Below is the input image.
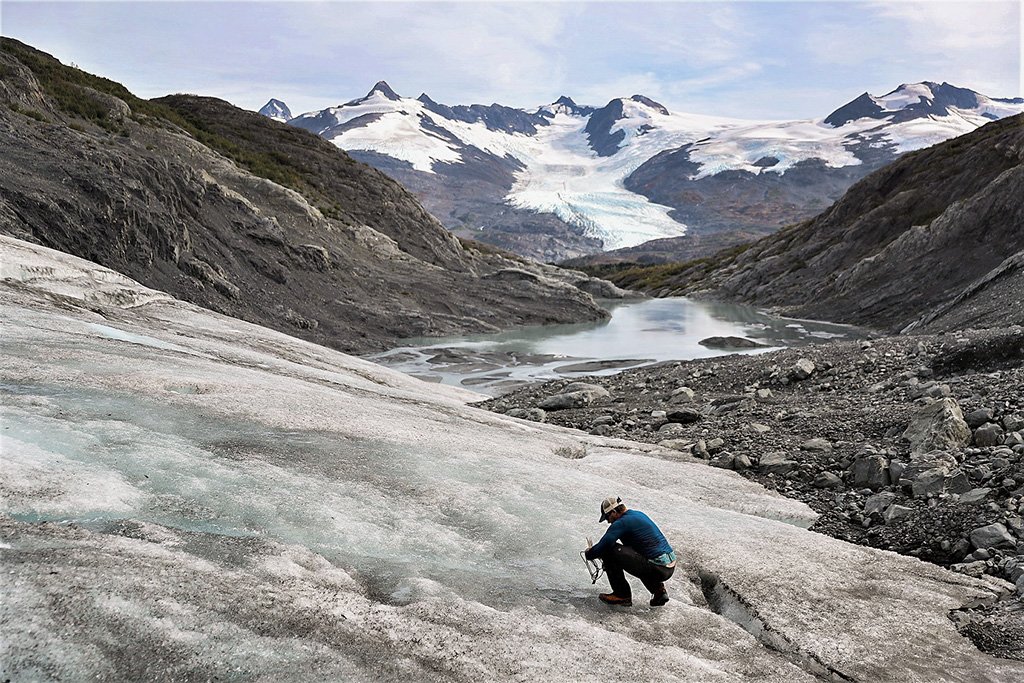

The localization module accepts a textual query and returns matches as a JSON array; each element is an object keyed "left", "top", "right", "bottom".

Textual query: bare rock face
[{"left": 902, "top": 398, "right": 971, "bottom": 455}]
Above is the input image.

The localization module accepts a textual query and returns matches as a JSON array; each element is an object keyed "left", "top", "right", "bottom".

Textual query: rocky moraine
[{"left": 480, "top": 325, "right": 1024, "bottom": 660}]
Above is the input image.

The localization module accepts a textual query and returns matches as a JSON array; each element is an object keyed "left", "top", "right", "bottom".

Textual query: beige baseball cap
[{"left": 599, "top": 496, "right": 624, "bottom": 521}]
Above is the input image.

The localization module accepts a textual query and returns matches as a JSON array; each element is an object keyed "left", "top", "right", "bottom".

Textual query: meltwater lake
[{"left": 370, "top": 297, "right": 860, "bottom": 396}]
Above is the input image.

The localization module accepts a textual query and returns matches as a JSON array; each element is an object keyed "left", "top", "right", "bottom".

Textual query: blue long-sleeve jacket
[{"left": 586, "top": 509, "right": 673, "bottom": 561}]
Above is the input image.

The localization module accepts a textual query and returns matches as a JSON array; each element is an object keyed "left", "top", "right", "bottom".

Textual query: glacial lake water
[{"left": 369, "top": 297, "right": 861, "bottom": 396}]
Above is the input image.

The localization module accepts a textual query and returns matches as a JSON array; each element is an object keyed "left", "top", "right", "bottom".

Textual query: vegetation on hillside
[
  {"left": 573, "top": 240, "right": 756, "bottom": 293},
  {"left": 2, "top": 38, "right": 328, "bottom": 208}
]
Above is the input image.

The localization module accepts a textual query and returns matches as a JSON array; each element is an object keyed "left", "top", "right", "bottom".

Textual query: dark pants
[{"left": 597, "top": 544, "right": 674, "bottom": 599}]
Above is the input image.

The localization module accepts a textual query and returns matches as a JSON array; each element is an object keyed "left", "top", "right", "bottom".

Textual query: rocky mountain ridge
[
  {"left": 0, "top": 38, "right": 612, "bottom": 354},
  {"left": 263, "top": 81, "right": 1023, "bottom": 261}
]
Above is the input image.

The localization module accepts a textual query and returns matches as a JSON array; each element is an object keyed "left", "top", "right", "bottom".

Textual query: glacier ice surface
[{"left": 1, "top": 236, "right": 1020, "bottom": 682}]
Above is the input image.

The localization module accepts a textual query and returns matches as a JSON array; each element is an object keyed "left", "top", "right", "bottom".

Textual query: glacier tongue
[
  {"left": 1, "top": 235, "right": 1020, "bottom": 682},
  {"left": 506, "top": 113, "right": 689, "bottom": 250}
]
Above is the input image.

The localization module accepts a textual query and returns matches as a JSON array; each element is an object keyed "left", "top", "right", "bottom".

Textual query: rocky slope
[
  {"left": 595, "top": 113, "right": 1024, "bottom": 334},
  {"left": 481, "top": 326, "right": 1024, "bottom": 660},
  {"left": 0, "top": 39, "right": 610, "bottom": 353}
]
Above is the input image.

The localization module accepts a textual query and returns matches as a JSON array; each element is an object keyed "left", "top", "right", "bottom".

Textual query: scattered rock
[
  {"left": 670, "top": 386, "right": 696, "bottom": 402},
  {"left": 788, "top": 358, "right": 816, "bottom": 381},
  {"left": 801, "top": 438, "right": 832, "bottom": 452},
  {"left": 665, "top": 408, "right": 702, "bottom": 424},
  {"left": 902, "top": 398, "right": 971, "bottom": 454},
  {"left": 883, "top": 504, "right": 914, "bottom": 524},
  {"left": 960, "top": 488, "right": 991, "bottom": 505},
  {"left": 965, "top": 408, "right": 995, "bottom": 428},
  {"left": 848, "top": 454, "right": 891, "bottom": 490},
  {"left": 865, "top": 492, "right": 898, "bottom": 517},
  {"left": 813, "top": 471, "right": 843, "bottom": 488},
  {"left": 974, "top": 423, "right": 1005, "bottom": 447},
  {"left": 710, "top": 452, "right": 736, "bottom": 469},
  {"left": 970, "top": 523, "right": 1015, "bottom": 550},
  {"left": 761, "top": 452, "right": 798, "bottom": 476},
  {"left": 911, "top": 468, "right": 948, "bottom": 498},
  {"left": 537, "top": 391, "right": 594, "bottom": 410}
]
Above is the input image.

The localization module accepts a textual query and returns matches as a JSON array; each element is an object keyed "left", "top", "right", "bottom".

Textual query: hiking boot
[
  {"left": 650, "top": 590, "right": 669, "bottom": 607},
  {"left": 599, "top": 593, "right": 632, "bottom": 607}
]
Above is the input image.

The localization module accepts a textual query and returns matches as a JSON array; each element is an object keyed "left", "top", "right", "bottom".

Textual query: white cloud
[
  {"left": 868, "top": 0, "right": 1018, "bottom": 52},
  {"left": 2, "top": 0, "right": 1018, "bottom": 120}
]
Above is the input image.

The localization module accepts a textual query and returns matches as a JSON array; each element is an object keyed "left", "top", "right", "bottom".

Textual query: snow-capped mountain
[
  {"left": 268, "top": 82, "right": 1024, "bottom": 261},
  {"left": 258, "top": 98, "right": 292, "bottom": 122}
]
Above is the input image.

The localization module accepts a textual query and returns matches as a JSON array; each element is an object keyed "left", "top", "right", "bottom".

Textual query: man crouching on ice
[{"left": 585, "top": 496, "right": 676, "bottom": 607}]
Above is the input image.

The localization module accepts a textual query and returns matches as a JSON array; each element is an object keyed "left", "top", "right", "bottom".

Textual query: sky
[{"left": 2, "top": 1, "right": 1021, "bottom": 121}]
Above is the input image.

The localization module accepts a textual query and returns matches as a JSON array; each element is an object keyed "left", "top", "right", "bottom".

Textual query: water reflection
[{"left": 370, "top": 297, "right": 860, "bottom": 395}]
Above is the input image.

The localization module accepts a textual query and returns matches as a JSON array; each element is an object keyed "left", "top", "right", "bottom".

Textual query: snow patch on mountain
[
  {"left": 281, "top": 81, "right": 1024, "bottom": 251},
  {"left": 685, "top": 119, "right": 867, "bottom": 179},
  {"left": 258, "top": 98, "right": 292, "bottom": 122}
]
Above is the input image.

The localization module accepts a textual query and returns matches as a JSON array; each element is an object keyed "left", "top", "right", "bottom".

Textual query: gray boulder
[
  {"left": 658, "top": 439, "right": 695, "bottom": 452},
  {"left": 813, "top": 471, "right": 843, "bottom": 488},
  {"left": 973, "top": 422, "right": 1005, "bottom": 447},
  {"left": 761, "top": 452, "right": 798, "bottom": 475},
  {"left": 960, "top": 488, "right": 991, "bottom": 505},
  {"left": 902, "top": 398, "right": 971, "bottom": 454},
  {"left": 864, "top": 492, "right": 898, "bottom": 517},
  {"left": 945, "top": 469, "right": 972, "bottom": 494},
  {"left": 563, "top": 382, "right": 610, "bottom": 398},
  {"left": 848, "top": 454, "right": 891, "bottom": 490},
  {"left": 709, "top": 452, "right": 736, "bottom": 469},
  {"left": 969, "top": 523, "right": 1015, "bottom": 550},
  {"left": 801, "top": 438, "right": 832, "bottom": 452},
  {"left": 538, "top": 382, "right": 610, "bottom": 410},
  {"left": 911, "top": 468, "right": 948, "bottom": 498},
  {"left": 965, "top": 407, "right": 994, "bottom": 428},
  {"left": 732, "top": 453, "right": 753, "bottom": 471},
  {"left": 1003, "top": 414, "right": 1024, "bottom": 432},
  {"left": 884, "top": 504, "right": 914, "bottom": 524},
  {"left": 666, "top": 408, "right": 702, "bottom": 424},
  {"left": 789, "top": 358, "right": 816, "bottom": 381},
  {"left": 657, "top": 422, "right": 687, "bottom": 436},
  {"left": 538, "top": 391, "right": 594, "bottom": 410},
  {"left": 670, "top": 386, "right": 696, "bottom": 402}
]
